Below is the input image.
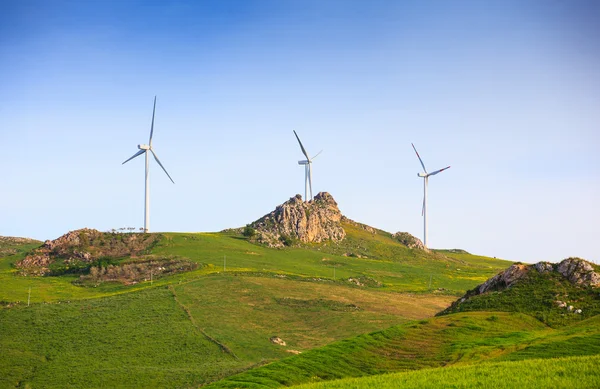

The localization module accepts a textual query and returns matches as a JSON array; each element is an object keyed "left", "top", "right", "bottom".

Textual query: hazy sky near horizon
[{"left": 1, "top": 0, "right": 598, "bottom": 264}]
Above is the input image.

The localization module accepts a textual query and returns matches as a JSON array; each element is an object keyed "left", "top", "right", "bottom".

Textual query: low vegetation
[
  {"left": 76, "top": 256, "right": 199, "bottom": 286},
  {"left": 205, "top": 313, "right": 600, "bottom": 388},
  {"left": 294, "top": 355, "right": 600, "bottom": 389}
]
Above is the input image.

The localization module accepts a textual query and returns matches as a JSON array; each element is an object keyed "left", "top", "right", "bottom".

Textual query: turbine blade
[
  {"left": 421, "top": 196, "right": 425, "bottom": 216},
  {"left": 411, "top": 143, "right": 428, "bottom": 174},
  {"left": 428, "top": 166, "right": 451, "bottom": 176},
  {"left": 150, "top": 149, "right": 175, "bottom": 184},
  {"left": 293, "top": 130, "right": 310, "bottom": 160},
  {"left": 311, "top": 150, "right": 323, "bottom": 160},
  {"left": 122, "top": 149, "right": 145, "bottom": 165},
  {"left": 149, "top": 96, "right": 157, "bottom": 146}
]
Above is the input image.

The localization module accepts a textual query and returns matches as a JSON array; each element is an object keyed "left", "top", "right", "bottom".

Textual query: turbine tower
[
  {"left": 411, "top": 143, "right": 450, "bottom": 249},
  {"left": 293, "top": 130, "right": 322, "bottom": 202},
  {"left": 122, "top": 96, "right": 175, "bottom": 233}
]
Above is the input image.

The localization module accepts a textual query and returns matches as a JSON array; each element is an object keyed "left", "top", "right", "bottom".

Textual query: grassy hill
[
  {"left": 3, "top": 224, "right": 598, "bottom": 388},
  {"left": 0, "top": 225, "right": 515, "bottom": 388},
  {"left": 438, "top": 259, "right": 600, "bottom": 327},
  {"left": 1, "top": 224, "right": 511, "bottom": 304}
]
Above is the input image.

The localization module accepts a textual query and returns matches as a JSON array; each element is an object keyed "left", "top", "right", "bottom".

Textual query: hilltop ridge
[{"left": 244, "top": 192, "right": 424, "bottom": 251}]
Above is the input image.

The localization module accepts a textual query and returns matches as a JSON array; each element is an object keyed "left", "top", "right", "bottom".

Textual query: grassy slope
[
  {"left": 0, "top": 287, "right": 239, "bottom": 389},
  {"left": 294, "top": 355, "right": 600, "bottom": 389},
  {"left": 0, "top": 227, "right": 510, "bottom": 303},
  {"left": 172, "top": 274, "right": 451, "bottom": 365},
  {"left": 205, "top": 312, "right": 600, "bottom": 388},
  {"left": 0, "top": 229, "right": 515, "bottom": 388}
]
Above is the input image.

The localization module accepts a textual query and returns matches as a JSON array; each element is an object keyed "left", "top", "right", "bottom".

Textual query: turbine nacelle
[
  {"left": 138, "top": 144, "right": 150, "bottom": 150},
  {"left": 298, "top": 160, "right": 310, "bottom": 165},
  {"left": 417, "top": 172, "right": 427, "bottom": 177}
]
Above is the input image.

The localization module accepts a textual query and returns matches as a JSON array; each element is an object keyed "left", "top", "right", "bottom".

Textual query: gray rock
[
  {"left": 534, "top": 262, "right": 554, "bottom": 273},
  {"left": 249, "top": 192, "right": 346, "bottom": 247},
  {"left": 391, "top": 231, "right": 425, "bottom": 250},
  {"left": 557, "top": 258, "right": 600, "bottom": 287},
  {"left": 477, "top": 264, "right": 529, "bottom": 294}
]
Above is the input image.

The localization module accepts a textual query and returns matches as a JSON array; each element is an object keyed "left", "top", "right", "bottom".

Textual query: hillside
[
  {"left": 0, "top": 236, "right": 41, "bottom": 258},
  {"left": 12, "top": 193, "right": 594, "bottom": 388},
  {"left": 438, "top": 258, "right": 600, "bottom": 326},
  {"left": 0, "top": 212, "right": 514, "bottom": 387},
  {"left": 204, "top": 313, "right": 600, "bottom": 388}
]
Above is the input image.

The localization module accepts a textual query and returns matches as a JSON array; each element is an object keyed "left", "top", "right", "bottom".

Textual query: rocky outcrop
[
  {"left": 439, "top": 258, "right": 600, "bottom": 323},
  {"left": 449, "top": 258, "right": 599, "bottom": 306},
  {"left": 17, "top": 228, "right": 159, "bottom": 275},
  {"left": 249, "top": 192, "right": 346, "bottom": 248},
  {"left": 391, "top": 232, "right": 425, "bottom": 250},
  {"left": 557, "top": 258, "right": 600, "bottom": 287},
  {"left": 476, "top": 263, "right": 529, "bottom": 294}
]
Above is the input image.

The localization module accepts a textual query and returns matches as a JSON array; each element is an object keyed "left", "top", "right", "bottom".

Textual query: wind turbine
[
  {"left": 122, "top": 96, "right": 174, "bottom": 233},
  {"left": 411, "top": 143, "right": 450, "bottom": 249},
  {"left": 293, "top": 130, "right": 322, "bottom": 202}
]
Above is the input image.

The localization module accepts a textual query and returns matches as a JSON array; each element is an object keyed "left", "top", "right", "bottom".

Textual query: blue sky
[{"left": 1, "top": 0, "right": 598, "bottom": 263}]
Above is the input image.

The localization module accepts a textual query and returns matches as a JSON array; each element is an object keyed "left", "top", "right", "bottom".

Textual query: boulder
[
  {"left": 391, "top": 231, "right": 425, "bottom": 250},
  {"left": 557, "top": 258, "right": 600, "bottom": 287},
  {"left": 477, "top": 263, "right": 529, "bottom": 294},
  {"left": 534, "top": 262, "right": 554, "bottom": 273},
  {"left": 270, "top": 336, "right": 286, "bottom": 346}
]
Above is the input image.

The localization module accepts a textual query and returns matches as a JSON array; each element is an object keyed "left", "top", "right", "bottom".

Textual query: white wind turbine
[
  {"left": 122, "top": 96, "right": 175, "bottom": 233},
  {"left": 293, "top": 130, "right": 322, "bottom": 202},
  {"left": 411, "top": 143, "right": 450, "bottom": 249}
]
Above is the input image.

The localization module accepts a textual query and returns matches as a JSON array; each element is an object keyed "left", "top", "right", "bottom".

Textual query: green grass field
[
  {"left": 293, "top": 355, "right": 600, "bottom": 389},
  {"left": 205, "top": 313, "right": 600, "bottom": 388},
  {"left": 1, "top": 227, "right": 597, "bottom": 388}
]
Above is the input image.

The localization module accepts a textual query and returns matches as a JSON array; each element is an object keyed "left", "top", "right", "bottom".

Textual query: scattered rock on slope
[{"left": 247, "top": 192, "right": 346, "bottom": 248}]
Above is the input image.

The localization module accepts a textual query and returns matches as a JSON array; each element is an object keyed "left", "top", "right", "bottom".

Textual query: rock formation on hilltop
[
  {"left": 470, "top": 258, "right": 600, "bottom": 296},
  {"left": 247, "top": 192, "right": 346, "bottom": 248},
  {"left": 439, "top": 257, "right": 600, "bottom": 325},
  {"left": 17, "top": 228, "right": 159, "bottom": 275}
]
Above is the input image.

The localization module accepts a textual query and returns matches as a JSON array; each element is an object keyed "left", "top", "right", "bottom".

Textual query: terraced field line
[{"left": 168, "top": 285, "right": 239, "bottom": 360}]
